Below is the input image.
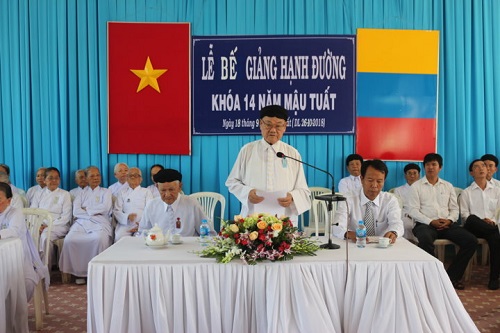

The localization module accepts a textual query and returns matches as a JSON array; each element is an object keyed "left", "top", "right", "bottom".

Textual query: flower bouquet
[{"left": 197, "top": 213, "right": 320, "bottom": 265}]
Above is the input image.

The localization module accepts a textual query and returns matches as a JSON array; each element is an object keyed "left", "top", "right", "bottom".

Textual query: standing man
[
  {"left": 461, "top": 159, "right": 500, "bottom": 290},
  {"left": 409, "top": 153, "right": 477, "bottom": 290},
  {"left": 481, "top": 154, "right": 500, "bottom": 188},
  {"left": 114, "top": 167, "right": 153, "bottom": 241},
  {"left": 332, "top": 160, "right": 403, "bottom": 243},
  {"left": 225, "top": 105, "right": 310, "bottom": 224},
  {"left": 138, "top": 169, "right": 206, "bottom": 236},
  {"left": 59, "top": 166, "right": 113, "bottom": 284},
  {"left": 394, "top": 163, "right": 421, "bottom": 241},
  {"left": 337, "top": 154, "right": 364, "bottom": 195}
]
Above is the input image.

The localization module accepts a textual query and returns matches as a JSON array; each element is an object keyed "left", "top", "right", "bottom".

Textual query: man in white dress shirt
[
  {"left": 332, "top": 159, "right": 404, "bottom": 243},
  {"left": 481, "top": 154, "right": 500, "bottom": 188},
  {"left": 461, "top": 159, "right": 500, "bottom": 290},
  {"left": 59, "top": 166, "right": 113, "bottom": 283},
  {"left": 337, "top": 154, "right": 364, "bottom": 195},
  {"left": 30, "top": 167, "right": 72, "bottom": 263},
  {"left": 409, "top": 153, "right": 477, "bottom": 290},
  {"left": 394, "top": 163, "right": 421, "bottom": 241},
  {"left": 26, "top": 167, "right": 46, "bottom": 205},
  {"left": 114, "top": 167, "right": 153, "bottom": 241},
  {"left": 69, "top": 169, "right": 88, "bottom": 201},
  {"left": 147, "top": 164, "right": 164, "bottom": 198},
  {"left": 108, "top": 162, "right": 129, "bottom": 197},
  {"left": 138, "top": 169, "right": 207, "bottom": 236},
  {"left": 225, "top": 105, "right": 311, "bottom": 224}
]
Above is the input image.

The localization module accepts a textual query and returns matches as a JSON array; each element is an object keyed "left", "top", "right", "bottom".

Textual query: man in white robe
[
  {"left": 114, "top": 167, "right": 153, "bottom": 241},
  {"left": 394, "top": 163, "right": 421, "bottom": 241},
  {"left": 138, "top": 169, "right": 207, "bottom": 237},
  {"left": 59, "top": 166, "right": 112, "bottom": 282},
  {"left": 108, "top": 162, "right": 129, "bottom": 197},
  {"left": 30, "top": 167, "right": 72, "bottom": 263},
  {"left": 147, "top": 164, "right": 163, "bottom": 198},
  {"left": 0, "top": 172, "right": 25, "bottom": 208},
  {"left": 69, "top": 169, "right": 88, "bottom": 201},
  {"left": 26, "top": 167, "right": 46, "bottom": 205},
  {"left": 225, "top": 105, "right": 311, "bottom": 225},
  {"left": 0, "top": 182, "right": 49, "bottom": 301}
]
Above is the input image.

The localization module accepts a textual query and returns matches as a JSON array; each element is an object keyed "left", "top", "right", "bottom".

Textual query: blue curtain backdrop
[{"left": 1, "top": 0, "right": 499, "bottom": 223}]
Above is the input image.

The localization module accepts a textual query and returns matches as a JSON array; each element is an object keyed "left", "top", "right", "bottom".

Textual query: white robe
[
  {"left": 114, "top": 186, "right": 153, "bottom": 241},
  {"left": 26, "top": 184, "right": 44, "bottom": 206},
  {"left": 59, "top": 186, "right": 112, "bottom": 277},
  {"left": 30, "top": 187, "right": 72, "bottom": 258},
  {"left": 225, "top": 139, "right": 311, "bottom": 224},
  {"left": 69, "top": 186, "right": 84, "bottom": 201},
  {"left": 0, "top": 205, "right": 49, "bottom": 301},
  {"left": 147, "top": 184, "right": 160, "bottom": 198}
]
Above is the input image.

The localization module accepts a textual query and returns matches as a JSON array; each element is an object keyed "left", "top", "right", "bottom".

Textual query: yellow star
[{"left": 130, "top": 57, "right": 168, "bottom": 93}]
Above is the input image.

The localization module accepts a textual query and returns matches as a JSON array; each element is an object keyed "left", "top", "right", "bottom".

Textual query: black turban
[{"left": 153, "top": 168, "right": 182, "bottom": 183}]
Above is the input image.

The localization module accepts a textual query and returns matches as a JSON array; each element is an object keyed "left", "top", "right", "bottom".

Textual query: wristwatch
[{"left": 390, "top": 231, "right": 398, "bottom": 237}]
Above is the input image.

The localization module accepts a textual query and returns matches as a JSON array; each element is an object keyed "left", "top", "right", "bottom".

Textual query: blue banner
[{"left": 192, "top": 35, "right": 356, "bottom": 135}]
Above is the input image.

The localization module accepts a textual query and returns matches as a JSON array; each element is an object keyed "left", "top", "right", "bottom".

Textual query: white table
[
  {"left": 87, "top": 237, "right": 479, "bottom": 333},
  {"left": 0, "top": 238, "right": 28, "bottom": 333}
]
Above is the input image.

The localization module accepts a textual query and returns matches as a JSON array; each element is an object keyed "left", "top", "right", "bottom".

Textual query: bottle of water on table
[
  {"left": 356, "top": 220, "right": 366, "bottom": 248},
  {"left": 200, "top": 219, "right": 210, "bottom": 246}
]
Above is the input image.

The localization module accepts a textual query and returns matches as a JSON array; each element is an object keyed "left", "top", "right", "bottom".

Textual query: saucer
[
  {"left": 146, "top": 243, "right": 167, "bottom": 249},
  {"left": 171, "top": 240, "right": 183, "bottom": 245},
  {"left": 376, "top": 243, "right": 390, "bottom": 248}
]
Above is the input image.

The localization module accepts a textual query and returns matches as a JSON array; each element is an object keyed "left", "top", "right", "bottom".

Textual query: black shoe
[
  {"left": 452, "top": 280, "right": 465, "bottom": 290},
  {"left": 488, "top": 279, "right": 499, "bottom": 290}
]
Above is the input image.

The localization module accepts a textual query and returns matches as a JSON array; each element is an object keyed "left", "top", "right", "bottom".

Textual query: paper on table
[{"left": 252, "top": 190, "right": 287, "bottom": 216}]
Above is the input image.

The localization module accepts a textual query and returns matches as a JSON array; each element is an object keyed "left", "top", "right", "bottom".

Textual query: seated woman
[
  {"left": 30, "top": 167, "right": 72, "bottom": 264},
  {"left": 0, "top": 182, "right": 49, "bottom": 301}
]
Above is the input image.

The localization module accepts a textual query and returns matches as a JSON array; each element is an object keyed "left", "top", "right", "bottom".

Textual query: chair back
[
  {"left": 23, "top": 208, "right": 53, "bottom": 267},
  {"left": 189, "top": 192, "right": 226, "bottom": 231},
  {"left": 303, "top": 187, "right": 330, "bottom": 230},
  {"left": 311, "top": 198, "right": 329, "bottom": 237}
]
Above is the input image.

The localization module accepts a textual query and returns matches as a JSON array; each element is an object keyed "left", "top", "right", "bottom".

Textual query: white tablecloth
[
  {"left": 0, "top": 238, "right": 28, "bottom": 333},
  {"left": 87, "top": 237, "right": 479, "bottom": 333}
]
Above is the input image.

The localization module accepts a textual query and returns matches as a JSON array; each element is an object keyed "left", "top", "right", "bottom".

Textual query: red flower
[
  {"left": 233, "top": 233, "right": 240, "bottom": 239},
  {"left": 259, "top": 234, "right": 266, "bottom": 241},
  {"left": 240, "top": 239, "right": 248, "bottom": 246},
  {"left": 150, "top": 234, "right": 156, "bottom": 241}
]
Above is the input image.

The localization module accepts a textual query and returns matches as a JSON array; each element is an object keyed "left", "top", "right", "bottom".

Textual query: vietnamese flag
[{"left": 108, "top": 22, "right": 191, "bottom": 155}]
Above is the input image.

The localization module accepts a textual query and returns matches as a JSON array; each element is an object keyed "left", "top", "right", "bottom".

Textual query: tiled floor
[{"left": 29, "top": 265, "right": 500, "bottom": 332}]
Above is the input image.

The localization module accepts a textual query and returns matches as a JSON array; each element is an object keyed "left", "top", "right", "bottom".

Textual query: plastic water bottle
[
  {"left": 199, "top": 219, "right": 210, "bottom": 246},
  {"left": 356, "top": 220, "right": 367, "bottom": 248}
]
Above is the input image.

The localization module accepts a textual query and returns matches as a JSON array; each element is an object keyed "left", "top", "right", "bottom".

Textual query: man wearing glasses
[
  {"left": 113, "top": 167, "right": 153, "bottom": 241},
  {"left": 226, "top": 105, "right": 311, "bottom": 224}
]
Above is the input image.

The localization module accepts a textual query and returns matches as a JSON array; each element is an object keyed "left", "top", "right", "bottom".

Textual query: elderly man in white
[
  {"left": 226, "top": 105, "right": 311, "bottom": 224},
  {"left": 59, "top": 166, "right": 112, "bottom": 284},
  {"left": 108, "top": 162, "right": 129, "bottom": 197},
  {"left": 26, "top": 167, "right": 46, "bottom": 205},
  {"left": 30, "top": 167, "right": 72, "bottom": 264},
  {"left": 114, "top": 167, "right": 153, "bottom": 241},
  {"left": 332, "top": 159, "right": 404, "bottom": 244},
  {"left": 69, "top": 169, "right": 88, "bottom": 201},
  {"left": 138, "top": 169, "right": 207, "bottom": 237}
]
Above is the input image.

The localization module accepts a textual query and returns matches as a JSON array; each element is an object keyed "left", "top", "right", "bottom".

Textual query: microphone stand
[{"left": 276, "top": 152, "right": 345, "bottom": 249}]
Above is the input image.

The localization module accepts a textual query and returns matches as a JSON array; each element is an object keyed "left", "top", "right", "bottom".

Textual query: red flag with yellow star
[{"left": 108, "top": 22, "right": 191, "bottom": 154}]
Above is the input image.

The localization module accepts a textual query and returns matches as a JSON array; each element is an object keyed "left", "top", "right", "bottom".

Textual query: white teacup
[
  {"left": 378, "top": 237, "right": 390, "bottom": 248},
  {"left": 171, "top": 234, "right": 182, "bottom": 244}
]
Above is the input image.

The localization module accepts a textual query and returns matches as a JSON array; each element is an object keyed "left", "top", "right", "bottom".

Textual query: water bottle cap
[
  {"left": 202, "top": 219, "right": 208, "bottom": 223},
  {"left": 358, "top": 220, "right": 363, "bottom": 224}
]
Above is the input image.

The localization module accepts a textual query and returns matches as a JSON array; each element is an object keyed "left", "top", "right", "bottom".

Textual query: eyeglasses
[
  {"left": 46, "top": 176, "right": 60, "bottom": 181},
  {"left": 128, "top": 174, "right": 142, "bottom": 178},
  {"left": 261, "top": 121, "right": 286, "bottom": 131}
]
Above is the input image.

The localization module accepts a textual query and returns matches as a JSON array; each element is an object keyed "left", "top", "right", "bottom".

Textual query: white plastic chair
[
  {"left": 189, "top": 192, "right": 226, "bottom": 231},
  {"left": 300, "top": 187, "right": 330, "bottom": 233},
  {"left": 23, "top": 207, "right": 53, "bottom": 330}
]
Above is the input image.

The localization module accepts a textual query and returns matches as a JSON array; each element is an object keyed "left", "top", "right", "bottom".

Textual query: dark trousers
[
  {"left": 464, "top": 215, "right": 500, "bottom": 280},
  {"left": 413, "top": 222, "right": 477, "bottom": 281}
]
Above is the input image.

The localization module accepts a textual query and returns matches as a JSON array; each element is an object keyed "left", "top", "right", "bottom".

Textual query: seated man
[
  {"left": 138, "top": 169, "right": 207, "bottom": 237},
  {"left": 108, "top": 162, "right": 129, "bottom": 197},
  {"left": 69, "top": 169, "right": 88, "bottom": 201},
  {"left": 0, "top": 172, "right": 24, "bottom": 209},
  {"left": 394, "top": 163, "right": 421, "bottom": 241},
  {"left": 337, "top": 154, "right": 363, "bottom": 195},
  {"left": 0, "top": 163, "right": 26, "bottom": 198},
  {"left": 409, "top": 153, "right": 477, "bottom": 290},
  {"left": 26, "top": 167, "right": 46, "bottom": 205},
  {"left": 461, "top": 159, "right": 500, "bottom": 290},
  {"left": 481, "top": 154, "right": 500, "bottom": 188},
  {"left": 147, "top": 164, "right": 164, "bottom": 198},
  {"left": 59, "top": 166, "right": 113, "bottom": 284},
  {"left": 114, "top": 167, "right": 153, "bottom": 241},
  {"left": 332, "top": 159, "right": 404, "bottom": 243}
]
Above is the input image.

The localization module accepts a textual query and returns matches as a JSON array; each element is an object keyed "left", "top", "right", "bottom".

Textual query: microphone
[{"left": 276, "top": 152, "right": 345, "bottom": 249}]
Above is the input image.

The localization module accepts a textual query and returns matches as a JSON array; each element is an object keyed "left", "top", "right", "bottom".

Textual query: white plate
[{"left": 146, "top": 243, "right": 167, "bottom": 249}]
